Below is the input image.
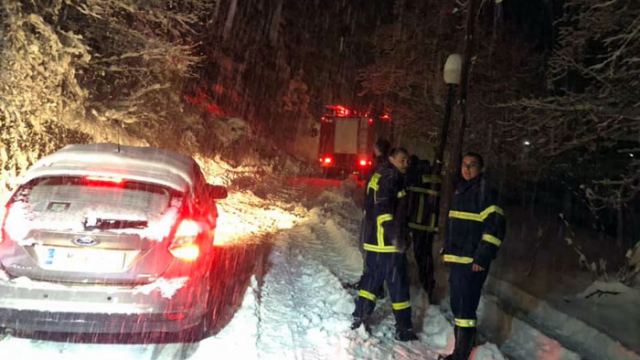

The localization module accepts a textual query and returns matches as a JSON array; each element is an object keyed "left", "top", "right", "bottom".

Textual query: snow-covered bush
[
  {"left": 0, "top": 2, "right": 92, "bottom": 192},
  {"left": 0, "top": 0, "right": 212, "bottom": 192}
]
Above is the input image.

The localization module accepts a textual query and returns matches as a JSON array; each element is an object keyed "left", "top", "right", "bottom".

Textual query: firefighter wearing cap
[
  {"left": 440, "top": 152, "right": 506, "bottom": 360},
  {"left": 351, "top": 148, "right": 418, "bottom": 342}
]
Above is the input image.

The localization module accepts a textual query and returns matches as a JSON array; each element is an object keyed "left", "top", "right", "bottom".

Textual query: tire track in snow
[
  {"left": 306, "top": 215, "right": 363, "bottom": 284},
  {"left": 257, "top": 234, "right": 304, "bottom": 359},
  {"left": 254, "top": 221, "right": 355, "bottom": 359}
]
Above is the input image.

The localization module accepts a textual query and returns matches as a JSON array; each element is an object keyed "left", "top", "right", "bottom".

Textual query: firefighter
[
  {"left": 440, "top": 152, "right": 506, "bottom": 360},
  {"left": 351, "top": 147, "right": 419, "bottom": 342},
  {"left": 345, "top": 138, "right": 392, "bottom": 291},
  {"left": 405, "top": 155, "right": 439, "bottom": 303}
]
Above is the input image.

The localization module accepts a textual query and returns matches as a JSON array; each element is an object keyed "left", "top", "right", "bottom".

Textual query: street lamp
[
  {"left": 443, "top": 54, "right": 462, "bottom": 85},
  {"left": 435, "top": 54, "right": 463, "bottom": 169}
]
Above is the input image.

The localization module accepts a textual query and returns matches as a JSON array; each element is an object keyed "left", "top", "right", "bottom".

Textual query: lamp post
[
  {"left": 429, "top": 54, "right": 462, "bottom": 304},
  {"left": 435, "top": 0, "right": 480, "bottom": 294}
]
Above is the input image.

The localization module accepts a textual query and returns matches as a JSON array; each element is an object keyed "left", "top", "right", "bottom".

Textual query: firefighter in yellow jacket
[
  {"left": 440, "top": 152, "right": 506, "bottom": 360},
  {"left": 351, "top": 147, "right": 418, "bottom": 342}
]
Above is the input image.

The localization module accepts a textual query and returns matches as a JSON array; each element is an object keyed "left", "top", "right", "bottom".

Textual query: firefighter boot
[
  {"left": 395, "top": 327, "right": 418, "bottom": 342},
  {"left": 350, "top": 316, "right": 371, "bottom": 334},
  {"left": 393, "top": 309, "right": 417, "bottom": 342},
  {"left": 447, "top": 327, "right": 475, "bottom": 360}
]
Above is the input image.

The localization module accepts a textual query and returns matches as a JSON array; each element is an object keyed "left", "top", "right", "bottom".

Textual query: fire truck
[{"left": 317, "top": 105, "right": 391, "bottom": 178}]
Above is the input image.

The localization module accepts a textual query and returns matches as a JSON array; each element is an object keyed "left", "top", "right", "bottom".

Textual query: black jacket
[
  {"left": 443, "top": 174, "right": 506, "bottom": 268},
  {"left": 363, "top": 161, "right": 408, "bottom": 252},
  {"left": 406, "top": 159, "right": 439, "bottom": 233},
  {"left": 362, "top": 154, "right": 387, "bottom": 187}
]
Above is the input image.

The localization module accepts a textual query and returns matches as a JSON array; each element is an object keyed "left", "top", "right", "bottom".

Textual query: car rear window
[
  {"left": 6, "top": 176, "right": 183, "bottom": 237},
  {"left": 17, "top": 176, "right": 175, "bottom": 213}
]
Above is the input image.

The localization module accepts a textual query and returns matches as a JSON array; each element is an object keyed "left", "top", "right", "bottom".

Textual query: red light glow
[
  {"left": 2, "top": 202, "right": 30, "bottom": 244},
  {"left": 169, "top": 219, "right": 202, "bottom": 262},
  {"left": 164, "top": 312, "right": 187, "bottom": 321},
  {"left": 169, "top": 243, "right": 200, "bottom": 262},
  {"left": 320, "top": 155, "right": 334, "bottom": 167},
  {"left": 84, "top": 175, "right": 124, "bottom": 184},
  {"left": 357, "top": 157, "right": 371, "bottom": 168},
  {"left": 326, "top": 105, "right": 352, "bottom": 117},
  {"left": 0, "top": 203, "right": 11, "bottom": 245}
]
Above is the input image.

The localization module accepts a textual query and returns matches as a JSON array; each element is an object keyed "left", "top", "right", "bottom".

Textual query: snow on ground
[{"left": 0, "top": 172, "right": 508, "bottom": 359}]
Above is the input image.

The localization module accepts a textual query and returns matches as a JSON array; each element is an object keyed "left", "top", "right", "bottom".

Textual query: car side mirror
[{"left": 207, "top": 184, "right": 228, "bottom": 200}]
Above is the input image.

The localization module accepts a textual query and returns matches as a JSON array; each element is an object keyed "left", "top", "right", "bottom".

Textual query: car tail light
[
  {"left": 1, "top": 202, "right": 26, "bottom": 245},
  {"left": 169, "top": 219, "right": 201, "bottom": 262},
  {"left": 0, "top": 203, "right": 10, "bottom": 245}
]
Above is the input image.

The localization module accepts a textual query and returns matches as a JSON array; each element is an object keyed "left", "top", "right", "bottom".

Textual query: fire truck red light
[
  {"left": 323, "top": 157, "right": 332, "bottom": 164},
  {"left": 359, "top": 160, "right": 367, "bottom": 166}
]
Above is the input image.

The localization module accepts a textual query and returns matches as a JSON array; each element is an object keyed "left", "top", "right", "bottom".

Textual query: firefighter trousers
[
  {"left": 353, "top": 251, "right": 412, "bottom": 330},
  {"left": 449, "top": 263, "right": 488, "bottom": 329},
  {"left": 410, "top": 229, "right": 435, "bottom": 296}
]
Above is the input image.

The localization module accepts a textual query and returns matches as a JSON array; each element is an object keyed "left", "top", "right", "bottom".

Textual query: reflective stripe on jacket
[
  {"left": 443, "top": 174, "right": 506, "bottom": 268},
  {"left": 406, "top": 162, "right": 440, "bottom": 233},
  {"left": 363, "top": 162, "right": 407, "bottom": 252}
]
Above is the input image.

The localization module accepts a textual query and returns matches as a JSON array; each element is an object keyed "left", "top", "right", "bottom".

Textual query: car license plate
[{"left": 36, "top": 246, "right": 126, "bottom": 273}]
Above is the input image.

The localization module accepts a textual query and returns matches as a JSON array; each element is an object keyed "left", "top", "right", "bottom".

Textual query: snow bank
[
  {"left": 208, "top": 117, "right": 249, "bottom": 148},
  {"left": 484, "top": 276, "right": 640, "bottom": 360},
  {"left": 472, "top": 343, "right": 506, "bottom": 360},
  {"left": 420, "top": 304, "right": 454, "bottom": 353},
  {"left": 214, "top": 190, "right": 306, "bottom": 246},
  {"left": 477, "top": 293, "right": 580, "bottom": 360}
]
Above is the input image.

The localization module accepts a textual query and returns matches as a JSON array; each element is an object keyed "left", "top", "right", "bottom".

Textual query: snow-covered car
[{"left": 0, "top": 144, "right": 227, "bottom": 335}]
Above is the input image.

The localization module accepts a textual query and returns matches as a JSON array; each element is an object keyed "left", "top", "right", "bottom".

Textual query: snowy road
[{"left": 0, "top": 180, "right": 504, "bottom": 360}]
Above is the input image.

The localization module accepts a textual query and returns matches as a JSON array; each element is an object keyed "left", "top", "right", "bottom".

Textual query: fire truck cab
[{"left": 317, "top": 105, "right": 390, "bottom": 178}]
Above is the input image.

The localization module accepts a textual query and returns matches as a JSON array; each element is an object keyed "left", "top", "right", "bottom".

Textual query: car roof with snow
[{"left": 20, "top": 144, "right": 197, "bottom": 192}]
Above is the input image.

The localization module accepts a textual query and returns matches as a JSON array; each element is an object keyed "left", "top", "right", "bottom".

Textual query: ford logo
[{"left": 72, "top": 236, "right": 99, "bottom": 247}]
